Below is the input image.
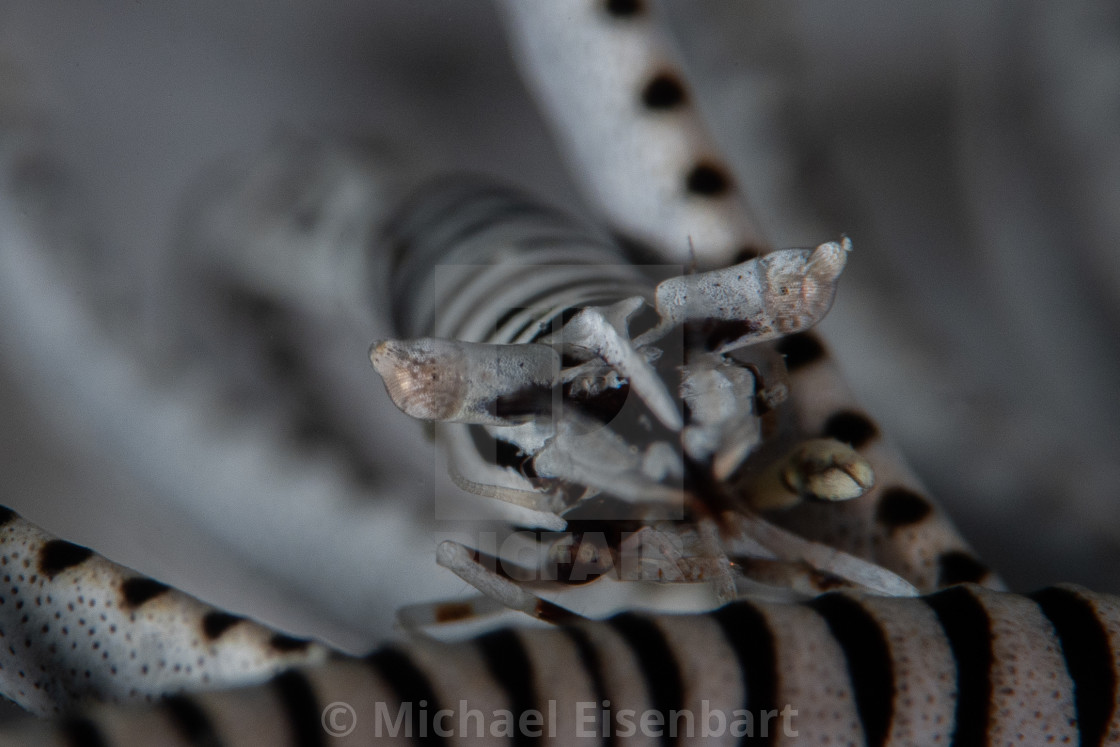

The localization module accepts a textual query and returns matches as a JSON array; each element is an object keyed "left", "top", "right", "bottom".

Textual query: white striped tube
[{"left": 382, "top": 175, "right": 652, "bottom": 345}]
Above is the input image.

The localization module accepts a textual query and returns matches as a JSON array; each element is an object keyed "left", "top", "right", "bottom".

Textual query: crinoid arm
[{"left": 0, "top": 506, "right": 329, "bottom": 716}]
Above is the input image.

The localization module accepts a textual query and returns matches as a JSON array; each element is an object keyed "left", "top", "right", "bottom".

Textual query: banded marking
[
  {"left": 733, "top": 247, "right": 761, "bottom": 263},
  {"left": 641, "top": 72, "right": 687, "bottom": 110},
  {"left": 475, "top": 629, "right": 538, "bottom": 747},
  {"left": 606, "top": 612, "right": 684, "bottom": 746},
  {"left": 774, "top": 332, "right": 826, "bottom": 372},
  {"left": 807, "top": 593, "right": 895, "bottom": 747},
  {"left": 366, "top": 646, "right": 450, "bottom": 747},
  {"left": 201, "top": 611, "right": 244, "bottom": 641},
  {"left": 38, "top": 540, "right": 95, "bottom": 579},
  {"left": 685, "top": 161, "right": 732, "bottom": 197},
  {"left": 876, "top": 487, "right": 934, "bottom": 531},
  {"left": 163, "top": 694, "right": 225, "bottom": 747},
  {"left": 560, "top": 625, "right": 614, "bottom": 747},
  {"left": 822, "top": 410, "right": 880, "bottom": 450},
  {"left": 924, "top": 585, "right": 993, "bottom": 747},
  {"left": 269, "top": 669, "right": 322, "bottom": 747},
  {"left": 269, "top": 634, "right": 313, "bottom": 653},
  {"left": 119, "top": 577, "right": 171, "bottom": 609},
  {"left": 1030, "top": 586, "right": 1116, "bottom": 747},
  {"left": 386, "top": 183, "right": 526, "bottom": 272},
  {"left": 710, "top": 600, "right": 778, "bottom": 747},
  {"left": 386, "top": 183, "right": 568, "bottom": 272},
  {"left": 603, "top": 0, "right": 644, "bottom": 19},
  {"left": 59, "top": 716, "right": 109, "bottom": 747},
  {"left": 937, "top": 551, "right": 991, "bottom": 587}
]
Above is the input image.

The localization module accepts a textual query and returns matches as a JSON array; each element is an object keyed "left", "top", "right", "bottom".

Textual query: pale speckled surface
[{"left": 0, "top": 508, "right": 329, "bottom": 716}]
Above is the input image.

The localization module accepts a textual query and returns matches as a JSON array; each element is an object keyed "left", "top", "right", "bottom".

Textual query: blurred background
[{"left": 0, "top": 0, "right": 1117, "bottom": 671}]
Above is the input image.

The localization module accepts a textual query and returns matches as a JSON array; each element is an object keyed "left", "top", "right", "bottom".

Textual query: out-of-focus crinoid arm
[
  {"left": 494, "top": 0, "right": 1001, "bottom": 591},
  {"left": 496, "top": 0, "right": 768, "bottom": 267},
  {"left": 0, "top": 506, "right": 329, "bottom": 716}
]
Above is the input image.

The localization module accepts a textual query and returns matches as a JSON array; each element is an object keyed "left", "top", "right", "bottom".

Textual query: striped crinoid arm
[
  {"left": 2, "top": 583, "right": 1116, "bottom": 745},
  {"left": 494, "top": 0, "right": 1001, "bottom": 592},
  {"left": 0, "top": 506, "right": 330, "bottom": 717},
  {"left": 772, "top": 330, "right": 1004, "bottom": 590}
]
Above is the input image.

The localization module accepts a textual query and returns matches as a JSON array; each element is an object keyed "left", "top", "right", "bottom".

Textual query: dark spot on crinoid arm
[
  {"left": 38, "top": 541, "right": 94, "bottom": 579},
  {"left": 733, "top": 246, "right": 762, "bottom": 264},
  {"left": 604, "top": 0, "right": 644, "bottom": 17},
  {"left": 775, "top": 332, "right": 827, "bottom": 372},
  {"left": 685, "top": 162, "right": 732, "bottom": 197},
  {"left": 202, "top": 611, "right": 244, "bottom": 641},
  {"left": 822, "top": 410, "right": 880, "bottom": 449},
  {"left": 937, "top": 551, "right": 990, "bottom": 587},
  {"left": 120, "top": 578, "right": 170, "bottom": 608},
  {"left": 876, "top": 487, "right": 933, "bottom": 529},
  {"left": 642, "top": 72, "right": 687, "bottom": 109},
  {"left": 269, "top": 634, "right": 312, "bottom": 653}
]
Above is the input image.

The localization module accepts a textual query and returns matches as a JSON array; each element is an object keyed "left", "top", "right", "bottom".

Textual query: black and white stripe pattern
[
  {"left": 383, "top": 174, "right": 651, "bottom": 346},
  {"left": 770, "top": 331, "right": 1002, "bottom": 592},
  {"left": 375, "top": 175, "right": 677, "bottom": 521},
  {"left": 4, "top": 583, "right": 1117, "bottom": 745}
]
